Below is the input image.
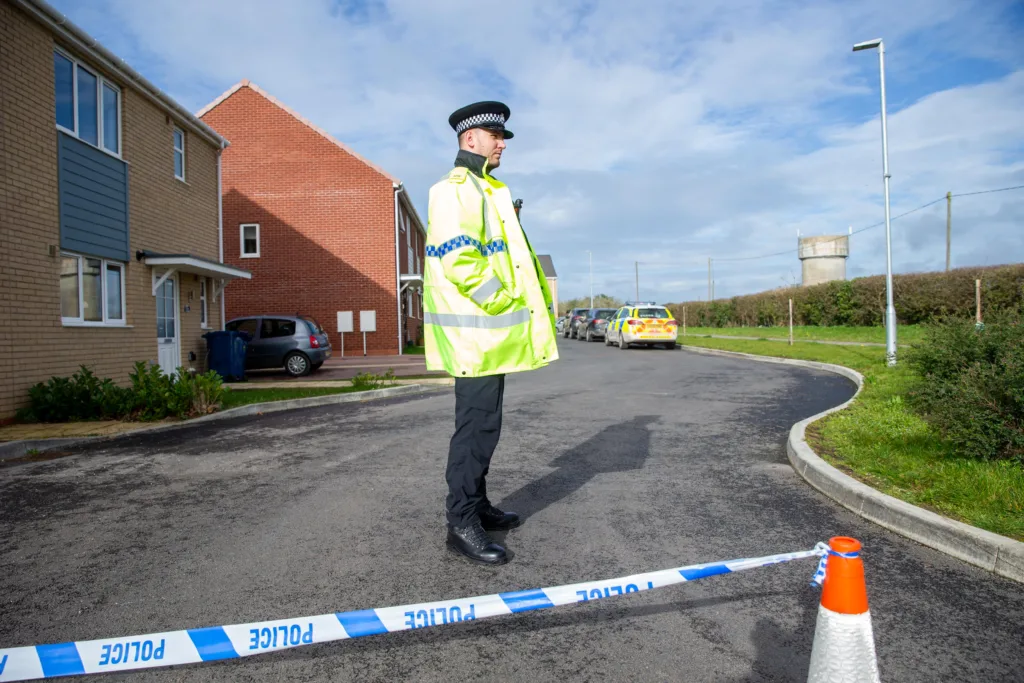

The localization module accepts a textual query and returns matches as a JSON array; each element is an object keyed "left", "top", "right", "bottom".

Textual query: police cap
[{"left": 448, "top": 101, "right": 514, "bottom": 139}]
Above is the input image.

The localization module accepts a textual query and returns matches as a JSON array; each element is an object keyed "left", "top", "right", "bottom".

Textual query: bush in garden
[{"left": 19, "top": 362, "right": 225, "bottom": 423}]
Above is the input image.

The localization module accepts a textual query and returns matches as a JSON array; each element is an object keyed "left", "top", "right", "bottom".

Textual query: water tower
[{"left": 799, "top": 234, "right": 849, "bottom": 286}]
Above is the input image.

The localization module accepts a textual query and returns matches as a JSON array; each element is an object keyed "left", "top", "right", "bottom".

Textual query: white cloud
[{"left": 52, "top": 0, "right": 1024, "bottom": 304}]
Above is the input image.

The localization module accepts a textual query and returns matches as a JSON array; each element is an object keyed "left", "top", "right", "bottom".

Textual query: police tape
[{"left": 0, "top": 544, "right": 829, "bottom": 681}]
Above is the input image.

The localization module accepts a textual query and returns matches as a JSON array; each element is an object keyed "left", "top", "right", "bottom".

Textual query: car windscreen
[
  {"left": 637, "top": 308, "right": 670, "bottom": 319},
  {"left": 593, "top": 309, "right": 616, "bottom": 319}
]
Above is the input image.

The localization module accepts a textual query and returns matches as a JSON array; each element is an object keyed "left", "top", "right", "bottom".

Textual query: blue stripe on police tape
[
  {"left": 187, "top": 627, "right": 238, "bottom": 661},
  {"left": 500, "top": 589, "right": 556, "bottom": 613},
  {"left": 679, "top": 564, "right": 732, "bottom": 581},
  {"left": 336, "top": 610, "right": 389, "bottom": 637},
  {"left": 0, "top": 545, "right": 829, "bottom": 681},
  {"left": 36, "top": 643, "right": 85, "bottom": 677}
]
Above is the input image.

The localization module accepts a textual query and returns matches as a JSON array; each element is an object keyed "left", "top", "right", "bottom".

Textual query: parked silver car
[{"left": 225, "top": 315, "right": 332, "bottom": 377}]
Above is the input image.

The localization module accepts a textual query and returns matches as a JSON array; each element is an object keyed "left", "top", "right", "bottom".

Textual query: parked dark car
[
  {"left": 564, "top": 308, "right": 592, "bottom": 339},
  {"left": 576, "top": 308, "right": 618, "bottom": 342},
  {"left": 225, "top": 315, "right": 332, "bottom": 377}
]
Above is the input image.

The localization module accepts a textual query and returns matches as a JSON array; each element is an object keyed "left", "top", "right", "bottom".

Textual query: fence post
[
  {"left": 683, "top": 307, "right": 686, "bottom": 337},
  {"left": 789, "top": 299, "right": 794, "bottom": 346},
  {"left": 976, "top": 279, "right": 982, "bottom": 325}
]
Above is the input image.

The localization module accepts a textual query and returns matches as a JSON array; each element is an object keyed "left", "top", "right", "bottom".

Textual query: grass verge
[
  {"left": 677, "top": 336, "right": 1023, "bottom": 540},
  {"left": 680, "top": 325, "right": 925, "bottom": 345},
  {"left": 220, "top": 386, "right": 365, "bottom": 409}
]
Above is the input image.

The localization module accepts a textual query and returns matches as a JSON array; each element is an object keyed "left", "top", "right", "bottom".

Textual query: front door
[{"left": 156, "top": 275, "right": 179, "bottom": 375}]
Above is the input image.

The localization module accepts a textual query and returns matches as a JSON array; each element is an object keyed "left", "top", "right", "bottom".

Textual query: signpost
[
  {"left": 337, "top": 311, "right": 353, "bottom": 357},
  {"left": 360, "top": 310, "right": 376, "bottom": 357}
]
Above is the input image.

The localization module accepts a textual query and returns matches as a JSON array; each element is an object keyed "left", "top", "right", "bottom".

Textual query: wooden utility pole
[
  {"left": 682, "top": 307, "right": 686, "bottom": 337},
  {"left": 946, "top": 191, "right": 952, "bottom": 272},
  {"left": 976, "top": 279, "right": 982, "bottom": 325},
  {"left": 789, "top": 299, "right": 794, "bottom": 346},
  {"left": 708, "top": 257, "right": 712, "bottom": 302}
]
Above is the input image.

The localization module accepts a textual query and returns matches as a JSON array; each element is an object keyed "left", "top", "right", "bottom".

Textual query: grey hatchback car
[{"left": 225, "top": 315, "right": 332, "bottom": 377}]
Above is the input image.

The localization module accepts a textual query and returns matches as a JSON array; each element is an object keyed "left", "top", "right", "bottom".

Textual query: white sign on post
[
  {"left": 337, "top": 311, "right": 353, "bottom": 357},
  {"left": 359, "top": 310, "right": 376, "bottom": 356}
]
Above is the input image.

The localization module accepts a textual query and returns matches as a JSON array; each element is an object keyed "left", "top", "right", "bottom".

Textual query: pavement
[
  {"left": 1, "top": 338, "right": 1022, "bottom": 682},
  {"left": 243, "top": 353, "right": 443, "bottom": 383}
]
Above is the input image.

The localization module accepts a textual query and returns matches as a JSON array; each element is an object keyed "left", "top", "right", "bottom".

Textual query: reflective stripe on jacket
[{"left": 424, "top": 165, "right": 558, "bottom": 377}]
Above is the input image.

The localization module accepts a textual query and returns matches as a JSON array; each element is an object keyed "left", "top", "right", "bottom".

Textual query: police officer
[{"left": 423, "top": 101, "right": 559, "bottom": 565}]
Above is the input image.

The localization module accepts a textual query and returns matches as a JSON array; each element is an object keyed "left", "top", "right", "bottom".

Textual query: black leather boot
[
  {"left": 447, "top": 521, "right": 508, "bottom": 565},
  {"left": 479, "top": 504, "right": 521, "bottom": 531}
]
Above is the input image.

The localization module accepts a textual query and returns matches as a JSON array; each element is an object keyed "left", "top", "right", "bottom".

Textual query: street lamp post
[
  {"left": 585, "top": 250, "right": 593, "bottom": 308},
  {"left": 854, "top": 37, "right": 897, "bottom": 366}
]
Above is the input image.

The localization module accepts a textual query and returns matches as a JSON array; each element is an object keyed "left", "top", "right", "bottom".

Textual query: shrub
[
  {"left": 19, "top": 362, "right": 225, "bottom": 423},
  {"left": 907, "top": 318, "right": 1024, "bottom": 463},
  {"left": 668, "top": 263, "right": 1024, "bottom": 328}
]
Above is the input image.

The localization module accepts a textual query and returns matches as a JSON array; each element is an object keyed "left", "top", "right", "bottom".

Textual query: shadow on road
[{"left": 496, "top": 415, "right": 659, "bottom": 522}]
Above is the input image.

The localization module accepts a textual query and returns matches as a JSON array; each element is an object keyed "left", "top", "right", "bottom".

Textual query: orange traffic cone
[{"left": 807, "top": 537, "right": 880, "bottom": 682}]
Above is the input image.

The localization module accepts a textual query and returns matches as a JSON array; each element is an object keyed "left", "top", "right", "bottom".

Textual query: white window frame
[
  {"left": 240, "top": 223, "right": 261, "bottom": 258},
  {"left": 173, "top": 127, "right": 186, "bottom": 181},
  {"left": 54, "top": 48, "right": 122, "bottom": 158},
  {"left": 60, "top": 251, "right": 127, "bottom": 327},
  {"left": 200, "top": 278, "right": 209, "bottom": 328}
]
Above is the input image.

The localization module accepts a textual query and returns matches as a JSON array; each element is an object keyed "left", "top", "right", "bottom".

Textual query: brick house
[
  {"left": 0, "top": 0, "right": 250, "bottom": 422},
  {"left": 198, "top": 81, "right": 426, "bottom": 356},
  {"left": 537, "top": 255, "right": 558, "bottom": 316}
]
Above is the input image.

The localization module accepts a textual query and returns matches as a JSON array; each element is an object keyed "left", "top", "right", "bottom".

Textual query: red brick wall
[{"left": 201, "top": 85, "right": 422, "bottom": 356}]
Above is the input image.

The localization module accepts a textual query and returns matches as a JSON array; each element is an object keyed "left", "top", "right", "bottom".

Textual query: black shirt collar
[{"left": 454, "top": 149, "right": 490, "bottom": 178}]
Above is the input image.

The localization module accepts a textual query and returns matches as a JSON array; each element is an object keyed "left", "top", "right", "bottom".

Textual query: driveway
[{"left": 1, "top": 339, "right": 1021, "bottom": 681}]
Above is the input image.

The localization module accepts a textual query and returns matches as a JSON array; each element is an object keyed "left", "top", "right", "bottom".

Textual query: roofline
[
  {"left": 198, "top": 80, "right": 399, "bottom": 183},
  {"left": 394, "top": 183, "right": 426, "bottom": 235},
  {"left": 14, "top": 0, "right": 228, "bottom": 149}
]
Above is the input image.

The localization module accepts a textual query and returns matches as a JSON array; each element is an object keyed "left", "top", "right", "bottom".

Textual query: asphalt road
[{"left": 2, "top": 339, "right": 1022, "bottom": 682}]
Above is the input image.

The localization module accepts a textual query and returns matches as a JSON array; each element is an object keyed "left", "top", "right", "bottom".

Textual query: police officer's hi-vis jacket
[{"left": 423, "top": 162, "right": 558, "bottom": 377}]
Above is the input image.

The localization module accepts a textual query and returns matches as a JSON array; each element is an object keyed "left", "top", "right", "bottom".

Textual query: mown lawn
[
  {"left": 677, "top": 336, "right": 1024, "bottom": 540},
  {"left": 680, "top": 325, "right": 926, "bottom": 345},
  {"left": 220, "top": 386, "right": 363, "bottom": 409}
]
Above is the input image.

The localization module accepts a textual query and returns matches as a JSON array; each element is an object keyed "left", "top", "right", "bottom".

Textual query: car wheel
[
  {"left": 605, "top": 334, "right": 613, "bottom": 346},
  {"left": 619, "top": 336, "right": 628, "bottom": 350},
  {"left": 285, "top": 352, "right": 311, "bottom": 377}
]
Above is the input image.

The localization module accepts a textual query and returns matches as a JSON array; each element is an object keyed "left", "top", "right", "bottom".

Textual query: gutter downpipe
[
  {"left": 394, "top": 183, "right": 404, "bottom": 356},
  {"left": 218, "top": 147, "right": 226, "bottom": 331}
]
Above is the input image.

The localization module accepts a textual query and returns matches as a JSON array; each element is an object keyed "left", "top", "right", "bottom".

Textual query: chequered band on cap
[{"left": 455, "top": 112, "right": 506, "bottom": 135}]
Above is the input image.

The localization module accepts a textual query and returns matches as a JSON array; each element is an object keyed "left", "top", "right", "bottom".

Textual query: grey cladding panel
[{"left": 59, "top": 132, "right": 129, "bottom": 261}]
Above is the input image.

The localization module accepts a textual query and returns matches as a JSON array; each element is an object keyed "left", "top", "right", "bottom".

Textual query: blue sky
[{"left": 51, "top": 0, "right": 1024, "bottom": 304}]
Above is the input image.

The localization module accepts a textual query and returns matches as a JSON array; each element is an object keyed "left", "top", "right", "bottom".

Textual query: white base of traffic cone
[{"left": 807, "top": 604, "right": 881, "bottom": 683}]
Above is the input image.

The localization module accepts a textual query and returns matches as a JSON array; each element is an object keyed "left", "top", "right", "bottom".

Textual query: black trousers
[{"left": 445, "top": 374, "right": 505, "bottom": 527}]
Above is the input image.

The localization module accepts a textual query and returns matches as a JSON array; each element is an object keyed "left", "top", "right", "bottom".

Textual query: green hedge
[{"left": 667, "top": 264, "right": 1024, "bottom": 328}]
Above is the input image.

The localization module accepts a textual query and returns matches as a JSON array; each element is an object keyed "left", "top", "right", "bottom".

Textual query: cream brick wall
[{"left": 0, "top": 0, "right": 224, "bottom": 421}]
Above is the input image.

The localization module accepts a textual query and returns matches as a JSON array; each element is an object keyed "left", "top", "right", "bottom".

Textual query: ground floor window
[{"left": 61, "top": 252, "right": 126, "bottom": 325}]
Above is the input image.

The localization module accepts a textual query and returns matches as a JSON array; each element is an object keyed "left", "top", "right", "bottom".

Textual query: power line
[
  {"left": 951, "top": 184, "right": 1024, "bottom": 198},
  {"left": 713, "top": 185, "right": 1022, "bottom": 263}
]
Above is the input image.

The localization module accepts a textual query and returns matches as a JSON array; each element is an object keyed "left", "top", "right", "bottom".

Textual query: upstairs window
[
  {"left": 54, "top": 50, "right": 120, "bottom": 155},
  {"left": 240, "top": 224, "right": 260, "bottom": 258},
  {"left": 173, "top": 128, "right": 185, "bottom": 180}
]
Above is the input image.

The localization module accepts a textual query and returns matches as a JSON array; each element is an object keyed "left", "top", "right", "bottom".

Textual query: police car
[{"left": 604, "top": 302, "right": 679, "bottom": 350}]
